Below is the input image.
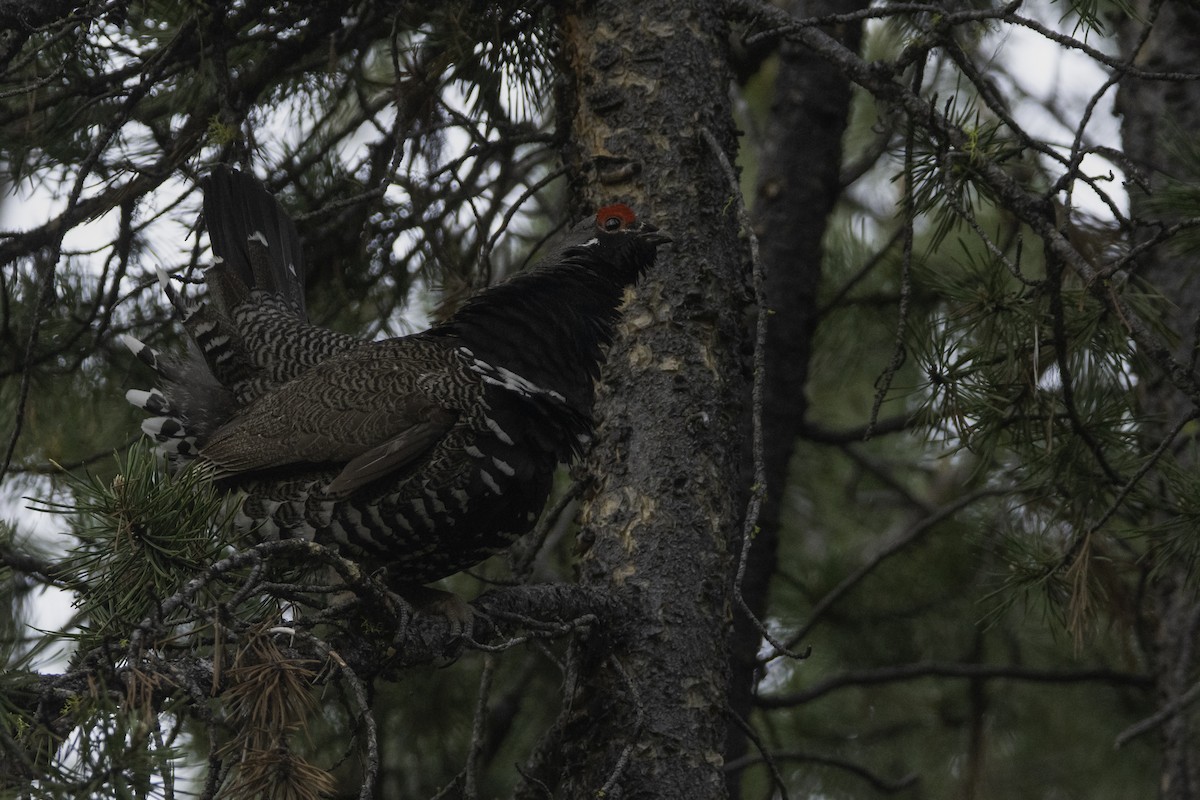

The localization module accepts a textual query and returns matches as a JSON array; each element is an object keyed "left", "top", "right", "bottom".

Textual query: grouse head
[
  {"left": 451, "top": 204, "right": 666, "bottom": 322},
  {"left": 566, "top": 202, "right": 672, "bottom": 285}
]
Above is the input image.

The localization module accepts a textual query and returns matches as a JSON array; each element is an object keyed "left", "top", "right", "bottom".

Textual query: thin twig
[
  {"left": 868, "top": 58, "right": 925, "bottom": 438},
  {"left": 1116, "top": 616, "right": 1200, "bottom": 748},
  {"left": 1057, "top": 409, "right": 1200, "bottom": 581},
  {"left": 782, "top": 487, "right": 1007, "bottom": 653},
  {"left": 724, "top": 709, "right": 790, "bottom": 800},
  {"left": 723, "top": 748, "right": 918, "bottom": 794},
  {"left": 700, "top": 125, "right": 806, "bottom": 661},
  {"left": 464, "top": 654, "right": 496, "bottom": 799},
  {"left": 478, "top": 165, "right": 569, "bottom": 283},
  {"left": 596, "top": 655, "right": 643, "bottom": 798},
  {"left": 759, "top": 660, "right": 1152, "bottom": 709}
]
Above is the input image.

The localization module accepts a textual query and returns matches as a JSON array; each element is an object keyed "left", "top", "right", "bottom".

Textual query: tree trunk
[
  {"left": 555, "top": 2, "right": 749, "bottom": 797},
  {"left": 723, "top": 2, "right": 865, "bottom": 792},
  {"left": 1117, "top": 5, "right": 1200, "bottom": 798}
]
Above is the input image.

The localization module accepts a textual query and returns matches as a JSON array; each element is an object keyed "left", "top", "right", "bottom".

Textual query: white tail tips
[
  {"left": 139, "top": 415, "right": 198, "bottom": 456},
  {"left": 125, "top": 388, "right": 171, "bottom": 415},
  {"left": 120, "top": 333, "right": 142, "bottom": 354}
]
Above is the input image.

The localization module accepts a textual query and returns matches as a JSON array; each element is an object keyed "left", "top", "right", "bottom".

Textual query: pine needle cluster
[{"left": 37, "top": 442, "right": 231, "bottom": 650}]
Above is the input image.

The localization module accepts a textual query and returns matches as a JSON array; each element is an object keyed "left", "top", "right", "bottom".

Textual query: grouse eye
[{"left": 595, "top": 203, "right": 637, "bottom": 233}]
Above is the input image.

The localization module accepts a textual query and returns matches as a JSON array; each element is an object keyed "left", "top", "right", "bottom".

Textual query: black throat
[{"left": 432, "top": 254, "right": 633, "bottom": 415}]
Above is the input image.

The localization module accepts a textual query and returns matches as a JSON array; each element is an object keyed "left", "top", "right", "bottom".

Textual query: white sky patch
[
  {"left": 1, "top": 479, "right": 78, "bottom": 672},
  {"left": 985, "top": 9, "right": 1128, "bottom": 218}
]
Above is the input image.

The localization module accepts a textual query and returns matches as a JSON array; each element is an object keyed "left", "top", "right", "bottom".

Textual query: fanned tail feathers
[
  {"left": 122, "top": 335, "right": 222, "bottom": 461},
  {"left": 201, "top": 166, "right": 306, "bottom": 315},
  {"left": 126, "top": 166, "right": 358, "bottom": 466}
]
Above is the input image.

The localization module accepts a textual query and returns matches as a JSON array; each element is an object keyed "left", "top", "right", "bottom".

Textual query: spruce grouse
[{"left": 124, "top": 167, "right": 668, "bottom": 583}]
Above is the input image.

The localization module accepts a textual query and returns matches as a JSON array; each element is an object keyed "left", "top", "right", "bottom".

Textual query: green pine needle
[{"left": 33, "top": 441, "right": 232, "bottom": 648}]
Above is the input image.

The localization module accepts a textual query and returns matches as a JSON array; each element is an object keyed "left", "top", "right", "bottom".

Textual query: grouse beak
[{"left": 639, "top": 223, "right": 672, "bottom": 247}]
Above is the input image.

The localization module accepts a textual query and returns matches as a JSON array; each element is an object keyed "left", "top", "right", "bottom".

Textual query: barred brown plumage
[{"left": 124, "top": 167, "right": 669, "bottom": 584}]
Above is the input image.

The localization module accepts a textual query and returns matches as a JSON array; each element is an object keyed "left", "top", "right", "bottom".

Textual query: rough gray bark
[
  {"left": 1118, "top": 4, "right": 1200, "bottom": 798},
  {"left": 554, "top": 2, "right": 750, "bottom": 797},
  {"left": 723, "top": 2, "right": 865, "bottom": 792}
]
